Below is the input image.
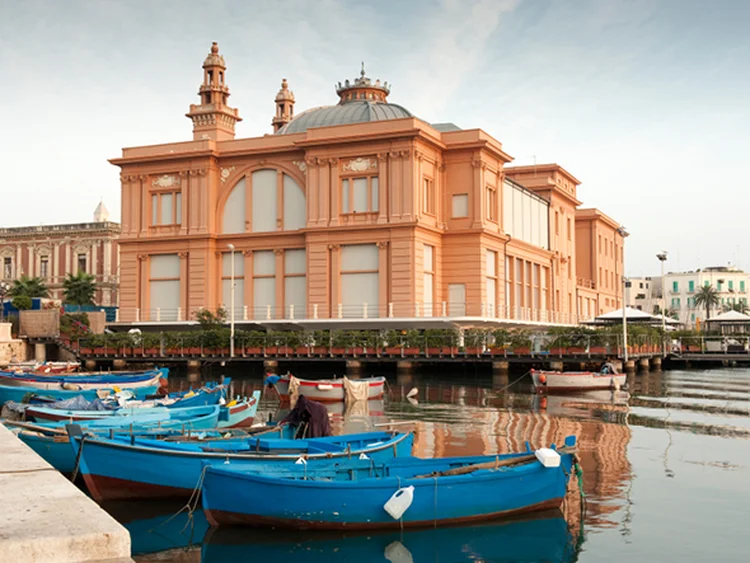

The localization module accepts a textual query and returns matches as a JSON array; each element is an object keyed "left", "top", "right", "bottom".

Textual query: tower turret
[
  {"left": 186, "top": 42, "right": 242, "bottom": 141},
  {"left": 272, "top": 78, "right": 295, "bottom": 133}
]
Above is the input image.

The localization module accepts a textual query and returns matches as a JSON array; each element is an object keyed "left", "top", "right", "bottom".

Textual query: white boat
[
  {"left": 268, "top": 374, "right": 386, "bottom": 403},
  {"left": 530, "top": 369, "right": 626, "bottom": 393}
]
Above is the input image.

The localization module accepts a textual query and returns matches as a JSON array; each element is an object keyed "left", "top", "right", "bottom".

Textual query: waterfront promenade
[{"left": 0, "top": 424, "right": 133, "bottom": 562}]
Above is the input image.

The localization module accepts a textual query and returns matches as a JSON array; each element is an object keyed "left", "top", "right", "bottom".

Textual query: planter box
[
  {"left": 425, "top": 347, "right": 442, "bottom": 356},
  {"left": 442, "top": 346, "right": 458, "bottom": 355},
  {"left": 465, "top": 347, "right": 483, "bottom": 356},
  {"left": 589, "top": 346, "right": 607, "bottom": 354},
  {"left": 79, "top": 347, "right": 93, "bottom": 355},
  {"left": 548, "top": 347, "right": 567, "bottom": 356},
  {"left": 403, "top": 347, "right": 420, "bottom": 356},
  {"left": 330, "top": 347, "right": 346, "bottom": 356},
  {"left": 568, "top": 347, "right": 586, "bottom": 354},
  {"left": 144, "top": 348, "right": 158, "bottom": 356},
  {"left": 244, "top": 347, "right": 262, "bottom": 356},
  {"left": 353, "top": 347, "right": 368, "bottom": 356},
  {"left": 295, "top": 346, "right": 310, "bottom": 356},
  {"left": 277, "top": 346, "right": 293, "bottom": 356},
  {"left": 384, "top": 347, "right": 402, "bottom": 356},
  {"left": 265, "top": 346, "right": 278, "bottom": 355},
  {"left": 512, "top": 347, "right": 530, "bottom": 355},
  {"left": 311, "top": 346, "right": 328, "bottom": 356},
  {"left": 186, "top": 347, "right": 202, "bottom": 356},
  {"left": 489, "top": 347, "right": 507, "bottom": 356}
]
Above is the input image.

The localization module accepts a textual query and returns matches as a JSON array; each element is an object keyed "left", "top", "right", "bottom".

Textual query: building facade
[
  {"left": 112, "top": 43, "right": 623, "bottom": 325},
  {"left": 0, "top": 203, "right": 120, "bottom": 305},
  {"left": 663, "top": 266, "right": 748, "bottom": 327},
  {"left": 624, "top": 276, "right": 660, "bottom": 314}
]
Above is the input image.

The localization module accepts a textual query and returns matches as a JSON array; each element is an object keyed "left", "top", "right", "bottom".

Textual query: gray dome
[{"left": 276, "top": 101, "right": 413, "bottom": 135}]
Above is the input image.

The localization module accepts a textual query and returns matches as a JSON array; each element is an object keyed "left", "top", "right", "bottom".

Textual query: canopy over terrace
[
  {"left": 583, "top": 307, "right": 680, "bottom": 327},
  {"left": 706, "top": 310, "right": 750, "bottom": 334}
]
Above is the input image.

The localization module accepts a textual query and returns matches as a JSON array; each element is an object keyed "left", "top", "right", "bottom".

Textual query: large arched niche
[{"left": 221, "top": 168, "right": 306, "bottom": 233}]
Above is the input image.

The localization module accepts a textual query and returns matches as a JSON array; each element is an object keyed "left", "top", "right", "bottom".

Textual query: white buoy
[
  {"left": 406, "top": 388, "right": 418, "bottom": 399},
  {"left": 384, "top": 486, "right": 415, "bottom": 520}
]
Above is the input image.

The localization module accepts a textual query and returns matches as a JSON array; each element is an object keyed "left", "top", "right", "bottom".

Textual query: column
[
  {"left": 179, "top": 252, "right": 189, "bottom": 315},
  {"left": 329, "top": 244, "right": 340, "bottom": 318},
  {"left": 378, "top": 241, "right": 389, "bottom": 318},
  {"left": 328, "top": 159, "right": 338, "bottom": 227},
  {"left": 139, "top": 175, "right": 148, "bottom": 235},
  {"left": 276, "top": 170, "right": 284, "bottom": 231},
  {"left": 471, "top": 157, "right": 485, "bottom": 229},
  {"left": 16, "top": 245, "right": 22, "bottom": 276},
  {"left": 275, "top": 249, "right": 284, "bottom": 319},
  {"left": 91, "top": 241, "right": 98, "bottom": 279},
  {"left": 52, "top": 243, "right": 59, "bottom": 287},
  {"left": 377, "top": 153, "right": 388, "bottom": 224},
  {"left": 401, "top": 149, "right": 412, "bottom": 220},
  {"left": 243, "top": 251, "right": 253, "bottom": 318},
  {"left": 389, "top": 151, "right": 401, "bottom": 219}
]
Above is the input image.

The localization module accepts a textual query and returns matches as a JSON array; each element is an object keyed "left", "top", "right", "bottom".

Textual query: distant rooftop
[{"left": 431, "top": 122, "right": 462, "bottom": 132}]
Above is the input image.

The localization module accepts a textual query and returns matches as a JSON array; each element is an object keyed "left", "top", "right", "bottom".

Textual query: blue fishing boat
[
  {"left": 66, "top": 427, "right": 414, "bottom": 501},
  {"left": 0, "top": 380, "right": 163, "bottom": 405},
  {"left": 201, "top": 512, "right": 578, "bottom": 562},
  {"left": 6, "top": 404, "right": 224, "bottom": 473},
  {"left": 0, "top": 368, "right": 167, "bottom": 391},
  {"left": 201, "top": 436, "right": 577, "bottom": 529}
]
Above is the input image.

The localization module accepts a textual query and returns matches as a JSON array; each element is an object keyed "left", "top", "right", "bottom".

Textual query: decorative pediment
[
  {"left": 152, "top": 174, "right": 181, "bottom": 188},
  {"left": 342, "top": 157, "right": 377, "bottom": 173}
]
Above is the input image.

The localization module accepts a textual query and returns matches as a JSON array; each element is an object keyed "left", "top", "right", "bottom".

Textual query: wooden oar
[
  {"left": 414, "top": 446, "right": 575, "bottom": 479},
  {"left": 2, "top": 420, "right": 67, "bottom": 436}
]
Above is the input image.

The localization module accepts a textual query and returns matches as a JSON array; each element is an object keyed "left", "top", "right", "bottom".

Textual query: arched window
[{"left": 222, "top": 169, "right": 305, "bottom": 233}]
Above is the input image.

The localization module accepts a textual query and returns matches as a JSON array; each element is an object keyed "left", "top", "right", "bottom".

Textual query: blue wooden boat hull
[
  {"left": 68, "top": 430, "right": 414, "bottom": 501},
  {"left": 201, "top": 439, "right": 576, "bottom": 529},
  {"left": 11, "top": 405, "right": 222, "bottom": 473},
  {"left": 0, "top": 368, "right": 167, "bottom": 385},
  {"left": 0, "top": 383, "right": 160, "bottom": 405},
  {"left": 201, "top": 513, "right": 577, "bottom": 562}
]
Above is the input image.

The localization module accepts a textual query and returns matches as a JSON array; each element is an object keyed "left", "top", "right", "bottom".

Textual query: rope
[
  {"left": 160, "top": 464, "right": 210, "bottom": 530},
  {"left": 496, "top": 370, "right": 531, "bottom": 393},
  {"left": 70, "top": 435, "right": 88, "bottom": 482},
  {"left": 433, "top": 476, "right": 438, "bottom": 528}
]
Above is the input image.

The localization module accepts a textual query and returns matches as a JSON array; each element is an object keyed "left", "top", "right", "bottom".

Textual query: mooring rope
[{"left": 70, "top": 435, "right": 88, "bottom": 482}]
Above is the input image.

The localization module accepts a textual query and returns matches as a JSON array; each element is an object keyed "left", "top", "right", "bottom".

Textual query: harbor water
[{"left": 107, "top": 367, "right": 750, "bottom": 562}]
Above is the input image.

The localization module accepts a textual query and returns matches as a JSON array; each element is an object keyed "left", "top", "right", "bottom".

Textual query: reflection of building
[
  {"left": 410, "top": 385, "right": 631, "bottom": 530},
  {"left": 112, "top": 42, "right": 624, "bottom": 325},
  {"left": 0, "top": 203, "right": 120, "bottom": 305}
]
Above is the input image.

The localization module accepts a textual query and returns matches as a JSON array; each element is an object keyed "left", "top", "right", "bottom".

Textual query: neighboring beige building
[
  {"left": 0, "top": 203, "right": 120, "bottom": 305},
  {"left": 110, "top": 42, "right": 624, "bottom": 326}
]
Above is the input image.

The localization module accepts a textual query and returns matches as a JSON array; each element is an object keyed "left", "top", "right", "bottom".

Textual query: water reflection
[
  {"left": 202, "top": 511, "right": 579, "bottom": 563},
  {"left": 126, "top": 367, "right": 750, "bottom": 562}
]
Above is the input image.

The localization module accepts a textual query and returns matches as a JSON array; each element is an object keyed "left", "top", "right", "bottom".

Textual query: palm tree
[
  {"left": 694, "top": 284, "right": 720, "bottom": 323},
  {"left": 62, "top": 271, "right": 97, "bottom": 305},
  {"left": 653, "top": 305, "right": 679, "bottom": 319},
  {"left": 10, "top": 275, "right": 49, "bottom": 298},
  {"left": 723, "top": 301, "right": 749, "bottom": 315}
]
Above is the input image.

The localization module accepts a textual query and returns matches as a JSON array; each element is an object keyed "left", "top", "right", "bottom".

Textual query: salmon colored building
[{"left": 111, "top": 43, "right": 623, "bottom": 325}]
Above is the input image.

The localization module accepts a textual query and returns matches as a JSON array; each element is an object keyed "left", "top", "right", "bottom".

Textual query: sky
[{"left": 1, "top": 0, "right": 749, "bottom": 277}]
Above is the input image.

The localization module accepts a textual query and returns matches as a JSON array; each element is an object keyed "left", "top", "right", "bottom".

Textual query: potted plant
[
  {"left": 310, "top": 330, "right": 330, "bottom": 356},
  {"left": 464, "top": 329, "right": 487, "bottom": 356},
  {"left": 509, "top": 330, "right": 531, "bottom": 355},
  {"left": 141, "top": 333, "right": 161, "bottom": 357},
  {"left": 489, "top": 329, "right": 511, "bottom": 355},
  {"left": 330, "top": 330, "right": 355, "bottom": 355},
  {"left": 383, "top": 330, "right": 403, "bottom": 356}
]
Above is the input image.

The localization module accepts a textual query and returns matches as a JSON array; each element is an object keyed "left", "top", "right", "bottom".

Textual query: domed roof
[
  {"left": 276, "top": 64, "right": 413, "bottom": 135},
  {"left": 276, "top": 101, "right": 413, "bottom": 134}
]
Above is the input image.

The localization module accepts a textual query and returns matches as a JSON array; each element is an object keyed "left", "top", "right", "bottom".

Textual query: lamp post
[
  {"left": 227, "top": 244, "right": 236, "bottom": 359},
  {"left": 657, "top": 251, "right": 668, "bottom": 355},
  {"left": 0, "top": 281, "right": 9, "bottom": 322},
  {"left": 617, "top": 227, "right": 630, "bottom": 363}
]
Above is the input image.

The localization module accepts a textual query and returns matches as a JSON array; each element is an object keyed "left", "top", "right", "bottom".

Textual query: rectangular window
[
  {"left": 40, "top": 257, "right": 49, "bottom": 278},
  {"left": 452, "top": 194, "right": 468, "bottom": 218},
  {"left": 672, "top": 281, "right": 678, "bottom": 292},
  {"left": 423, "top": 244, "right": 434, "bottom": 317},
  {"left": 342, "top": 176, "right": 378, "bottom": 214},
  {"left": 424, "top": 178, "right": 435, "bottom": 215},
  {"left": 151, "top": 191, "right": 182, "bottom": 225},
  {"left": 448, "top": 284, "right": 466, "bottom": 316},
  {"left": 485, "top": 185, "right": 496, "bottom": 221},
  {"left": 77, "top": 254, "right": 87, "bottom": 274},
  {"left": 284, "top": 249, "right": 306, "bottom": 319},
  {"left": 688, "top": 280, "right": 694, "bottom": 293},
  {"left": 253, "top": 250, "right": 276, "bottom": 319},
  {"left": 555, "top": 212, "right": 559, "bottom": 235},
  {"left": 341, "top": 244, "right": 379, "bottom": 318},
  {"left": 742, "top": 281, "right": 746, "bottom": 292},
  {"left": 149, "top": 254, "right": 181, "bottom": 321},
  {"left": 485, "top": 250, "right": 497, "bottom": 316},
  {"left": 729, "top": 280, "right": 734, "bottom": 291},
  {"left": 3, "top": 257, "right": 12, "bottom": 279},
  {"left": 717, "top": 280, "right": 723, "bottom": 291},
  {"left": 566, "top": 218, "right": 571, "bottom": 240},
  {"left": 221, "top": 251, "right": 245, "bottom": 320}
]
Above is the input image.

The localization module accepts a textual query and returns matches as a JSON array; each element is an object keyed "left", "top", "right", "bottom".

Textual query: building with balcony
[
  {"left": 0, "top": 203, "right": 120, "bottom": 305},
  {"left": 624, "top": 276, "right": 660, "bottom": 314},
  {"left": 663, "top": 265, "right": 748, "bottom": 327},
  {"left": 111, "top": 43, "right": 624, "bottom": 326}
]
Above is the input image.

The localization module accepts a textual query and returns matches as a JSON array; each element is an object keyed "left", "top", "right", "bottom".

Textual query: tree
[
  {"left": 653, "top": 305, "right": 679, "bottom": 319},
  {"left": 62, "top": 271, "right": 97, "bottom": 305},
  {"left": 723, "top": 301, "right": 749, "bottom": 315},
  {"left": 694, "top": 284, "right": 720, "bottom": 324},
  {"left": 10, "top": 275, "right": 48, "bottom": 298}
]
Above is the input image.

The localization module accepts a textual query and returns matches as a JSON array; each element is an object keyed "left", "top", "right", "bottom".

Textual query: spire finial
[{"left": 360, "top": 61, "right": 365, "bottom": 77}]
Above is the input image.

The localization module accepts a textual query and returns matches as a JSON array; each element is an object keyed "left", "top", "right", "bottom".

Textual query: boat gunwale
[{"left": 69, "top": 430, "right": 411, "bottom": 461}]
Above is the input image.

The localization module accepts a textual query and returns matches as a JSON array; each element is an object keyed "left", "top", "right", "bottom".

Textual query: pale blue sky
[{"left": 1, "top": 0, "right": 748, "bottom": 276}]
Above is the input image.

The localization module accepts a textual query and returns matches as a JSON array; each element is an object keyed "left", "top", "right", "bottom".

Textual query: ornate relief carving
[
  {"left": 328, "top": 157, "right": 339, "bottom": 165},
  {"left": 414, "top": 150, "right": 425, "bottom": 162},
  {"left": 152, "top": 174, "right": 180, "bottom": 188},
  {"left": 377, "top": 241, "right": 389, "bottom": 248},
  {"left": 137, "top": 174, "right": 148, "bottom": 181},
  {"left": 342, "top": 157, "right": 377, "bottom": 172},
  {"left": 190, "top": 169, "right": 207, "bottom": 176},
  {"left": 304, "top": 157, "right": 316, "bottom": 166},
  {"left": 292, "top": 160, "right": 307, "bottom": 173},
  {"left": 243, "top": 249, "right": 253, "bottom": 257},
  {"left": 178, "top": 252, "right": 188, "bottom": 259},
  {"left": 178, "top": 170, "right": 190, "bottom": 178},
  {"left": 471, "top": 159, "right": 487, "bottom": 169},
  {"left": 35, "top": 245, "right": 51, "bottom": 256},
  {"left": 328, "top": 244, "right": 340, "bottom": 250},
  {"left": 436, "top": 161, "right": 446, "bottom": 172},
  {"left": 137, "top": 254, "right": 148, "bottom": 261},
  {"left": 0, "top": 247, "right": 14, "bottom": 258},
  {"left": 274, "top": 249, "right": 284, "bottom": 255},
  {"left": 220, "top": 166, "right": 236, "bottom": 183},
  {"left": 377, "top": 153, "right": 388, "bottom": 162},
  {"left": 388, "top": 151, "right": 400, "bottom": 159}
]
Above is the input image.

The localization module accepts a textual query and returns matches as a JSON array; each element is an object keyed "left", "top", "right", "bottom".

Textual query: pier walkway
[{"left": 0, "top": 424, "right": 133, "bottom": 563}]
